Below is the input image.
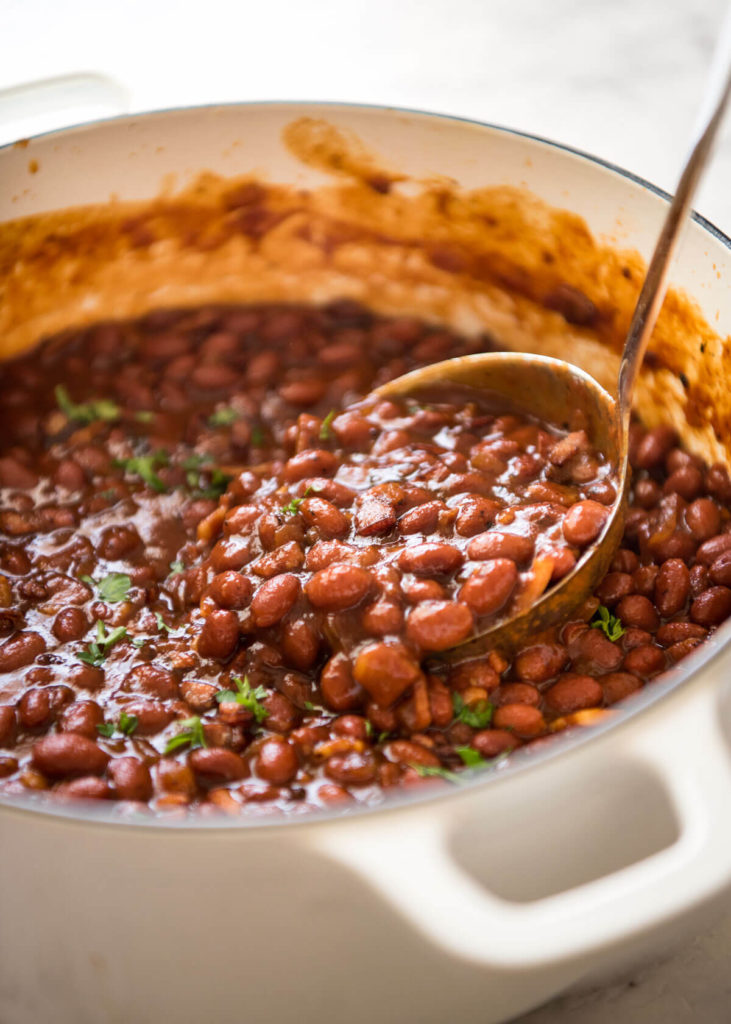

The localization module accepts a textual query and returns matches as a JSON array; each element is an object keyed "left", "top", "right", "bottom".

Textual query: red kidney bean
[
  {"left": 562, "top": 500, "right": 609, "bottom": 547},
  {"left": 667, "top": 639, "right": 704, "bottom": 662},
  {"left": 458, "top": 559, "right": 517, "bottom": 616},
  {"left": 655, "top": 621, "right": 708, "bottom": 646},
  {"left": 513, "top": 643, "right": 568, "bottom": 683},
  {"left": 300, "top": 496, "right": 349, "bottom": 538},
  {"left": 544, "top": 674, "right": 603, "bottom": 714},
  {"left": 108, "top": 757, "right": 153, "bottom": 801},
  {"left": 709, "top": 550, "right": 731, "bottom": 587},
  {"left": 611, "top": 548, "right": 639, "bottom": 574},
  {"left": 97, "top": 525, "right": 141, "bottom": 560},
  {"left": 616, "top": 595, "right": 660, "bottom": 632},
  {"left": 59, "top": 701, "right": 104, "bottom": 739},
  {"left": 125, "top": 664, "right": 179, "bottom": 700},
  {"left": 190, "top": 747, "right": 247, "bottom": 782},
  {"left": 32, "top": 733, "right": 109, "bottom": 777},
  {"left": 493, "top": 704, "right": 545, "bottom": 738},
  {"left": 257, "top": 737, "right": 299, "bottom": 785},
  {"left": 601, "top": 672, "right": 642, "bottom": 705},
  {"left": 654, "top": 559, "right": 691, "bottom": 617},
  {"left": 361, "top": 599, "right": 404, "bottom": 636},
  {"left": 467, "top": 531, "right": 534, "bottom": 563},
  {"left": 634, "top": 478, "right": 662, "bottom": 509},
  {"left": 283, "top": 449, "right": 338, "bottom": 482},
  {"left": 354, "top": 499, "right": 397, "bottom": 537},
  {"left": 406, "top": 601, "right": 474, "bottom": 651},
  {"left": 696, "top": 533, "right": 731, "bottom": 565},
  {"left": 325, "top": 749, "right": 376, "bottom": 785},
  {"left": 321, "top": 654, "right": 365, "bottom": 711},
  {"left": 623, "top": 645, "right": 666, "bottom": 678},
  {"left": 569, "top": 628, "right": 623, "bottom": 673},
  {"left": 0, "top": 705, "right": 17, "bottom": 747},
  {"left": 685, "top": 498, "right": 721, "bottom": 541},
  {"left": 52, "top": 606, "right": 88, "bottom": 642},
  {"left": 690, "top": 586, "right": 731, "bottom": 626},
  {"left": 632, "top": 426, "right": 677, "bottom": 470},
  {"left": 471, "top": 729, "right": 519, "bottom": 758},
  {"left": 305, "top": 563, "right": 374, "bottom": 610},
  {"left": 210, "top": 536, "right": 254, "bottom": 572},
  {"left": 454, "top": 496, "right": 500, "bottom": 537},
  {"left": 180, "top": 680, "right": 219, "bottom": 712},
  {"left": 386, "top": 739, "right": 440, "bottom": 768},
  {"left": 56, "top": 777, "right": 112, "bottom": 800},
  {"left": 0, "top": 631, "right": 46, "bottom": 673},
  {"left": 251, "top": 574, "right": 300, "bottom": 627},
  {"left": 595, "top": 572, "right": 634, "bottom": 606},
  {"left": 123, "top": 699, "right": 174, "bottom": 735},
  {"left": 281, "top": 619, "right": 320, "bottom": 670},
  {"left": 206, "top": 570, "right": 253, "bottom": 609},
  {"left": 491, "top": 683, "right": 540, "bottom": 707}
]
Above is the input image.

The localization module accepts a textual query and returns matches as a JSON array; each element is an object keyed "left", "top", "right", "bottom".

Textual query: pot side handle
[
  {"left": 310, "top": 664, "right": 731, "bottom": 968},
  {"left": 0, "top": 73, "right": 129, "bottom": 147}
]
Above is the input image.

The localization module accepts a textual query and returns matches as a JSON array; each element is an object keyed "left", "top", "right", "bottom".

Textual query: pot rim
[{"left": 1, "top": 99, "right": 730, "bottom": 832}]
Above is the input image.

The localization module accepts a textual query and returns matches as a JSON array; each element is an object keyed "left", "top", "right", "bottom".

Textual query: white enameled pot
[{"left": 1, "top": 101, "right": 731, "bottom": 1024}]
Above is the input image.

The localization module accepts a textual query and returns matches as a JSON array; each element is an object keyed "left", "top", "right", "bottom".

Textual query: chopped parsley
[
  {"left": 208, "top": 406, "right": 239, "bottom": 428},
  {"left": 97, "top": 711, "right": 138, "bottom": 739},
  {"left": 164, "top": 716, "right": 207, "bottom": 754},
  {"left": 55, "top": 384, "right": 120, "bottom": 425},
  {"left": 181, "top": 453, "right": 231, "bottom": 499},
  {"left": 452, "top": 692, "right": 494, "bottom": 729},
  {"left": 319, "top": 409, "right": 336, "bottom": 440},
  {"left": 215, "top": 675, "right": 269, "bottom": 723},
  {"left": 591, "top": 604, "right": 625, "bottom": 642},
  {"left": 411, "top": 763, "right": 461, "bottom": 784},
  {"left": 154, "top": 610, "right": 185, "bottom": 637},
  {"left": 281, "top": 485, "right": 313, "bottom": 516},
  {"left": 113, "top": 451, "right": 169, "bottom": 492},
  {"left": 455, "top": 746, "right": 484, "bottom": 768},
  {"left": 80, "top": 572, "right": 131, "bottom": 604},
  {"left": 169, "top": 560, "right": 185, "bottom": 574},
  {"left": 78, "top": 620, "right": 127, "bottom": 667},
  {"left": 134, "top": 410, "right": 154, "bottom": 423}
]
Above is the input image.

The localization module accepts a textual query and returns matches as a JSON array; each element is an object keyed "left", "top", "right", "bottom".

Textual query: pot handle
[
  {"left": 311, "top": 664, "right": 731, "bottom": 967},
  {"left": 0, "top": 73, "right": 129, "bottom": 146}
]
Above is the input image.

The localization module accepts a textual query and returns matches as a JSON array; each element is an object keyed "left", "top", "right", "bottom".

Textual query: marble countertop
[{"left": 2, "top": 0, "right": 730, "bottom": 1020}]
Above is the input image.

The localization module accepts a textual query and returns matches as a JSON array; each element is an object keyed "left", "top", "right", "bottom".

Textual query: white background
[{"left": 1, "top": 0, "right": 731, "bottom": 1020}]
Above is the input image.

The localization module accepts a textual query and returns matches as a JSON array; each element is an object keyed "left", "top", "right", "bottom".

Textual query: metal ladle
[{"left": 374, "top": 19, "right": 731, "bottom": 661}]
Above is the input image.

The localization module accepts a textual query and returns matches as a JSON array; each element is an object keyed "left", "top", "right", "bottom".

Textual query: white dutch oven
[{"left": 1, "top": 101, "right": 731, "bottom": 1024}]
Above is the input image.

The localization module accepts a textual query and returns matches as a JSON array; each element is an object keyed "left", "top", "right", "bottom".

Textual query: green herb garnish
[
  {"left": 319, "top": 409, "right": 336, "bottom": 440},
  {"left": 134, "top": 410, "right": 154, "bottom": 423},
  {"left": 80, "top": 572, "right": 131, "bottom": 604},
  {"left": 164, "top": 716, "right": 207, "bottom": 754},
  {"left": 455, "top": 746, "right": 484, "bottom": 768},
  {"left": 590, "top": 604, "right": 625, "bottom": 642},
  {"left": 97, "top": 711, "right": 138, "bottom": 739},
  {"left": 452, "top": 692, "right": 494, "bottom": 729},
  {"left": 113, "top": 451, "right": 169, "bottom": 492},
  {"left": 208, "top": 406, "right": 239, "bottom": 428},
  {"left": 55, "top": 384, "right": 120, "bottom": 425},
  {"left": 215, "top": 675, "right": 269, "bottom": 723},
  {"left": 181, "top": 453, "right": 231, "bottom": 498},
  {"left": 411, "top": 763, "right": 461, "bottom": 784},
  {"left": 169, "top": 560, "right": 185, "bottom": 574},
  {"left": 281, "top": 485, "right": 313, "bottom": 516},
  {"left": 78, "top": 620, "right": 127, "bottom": 667},
  {"left": 377, "top": 731, "right": 391, "bottom": 745},
  {"left": 251, "top": 426, "right": 265, "bottom": 446},
  {"left": 154, "top": 610, "right": 185, "bottom": 638}
]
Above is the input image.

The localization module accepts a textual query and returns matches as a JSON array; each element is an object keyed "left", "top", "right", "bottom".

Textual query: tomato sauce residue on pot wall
[{"left": 0, "top": 301, "right": 730, "bottom": 815}]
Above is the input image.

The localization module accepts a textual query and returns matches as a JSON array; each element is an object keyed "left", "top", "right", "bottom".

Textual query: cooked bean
[
  {"left": 257, "top": 737, "right": 299, "bottom": 785},
  {"left": 663, "top": 465, "right": 703, "bottom": 501},
  {"left": 458, "top": 559, "right": 518, "bottom": 616},
  {"left": 52, "top": 607, "right": 88, "bottom": 642},
  {"left": 616, "top": 595, "right": 660, "bottom": 632},
  {"left": 471, "top": 729, "right": 519, "bottom": 758},
  {"left": 601, "top": 672, "right": 642, "bottom": 705},
  {"left": 595, "top": 572, "right": 634, "bottom": 606},
  {"left": 690, "top": 586, "right": 731, "bottom": 626},
  {"left": 386, "top": 739, "right": 440, "bottom": 768},
  {"left": 190, "top": 747, "right": 247, "bottom": 782},
  {"left": 282, "top": 619, "right": 320, "bottom": 670},
  {"left": 321, "top": 654, "right": 365, "bottom": 711},
  {"left": 654, "top": 559, "right": 690, "bottom": 617},
  {"left": 656, "top": 621, "right": 707, "bottom": 646},
  {"left": 300, "top": 497, "right": 349, "bottom": 538},
  {"left": 355, "top": 499, "right": 397, "bottom": 536},
  {"left": 125, "top": 664, "right": 179, "bottom": 700},
  {"left": 0, "top": 705, "right": 17, "bottom": 747},
  {"left": 623, "top": 644, "right": 666, "bottom": 677},
  {"left": 362, "top": 599, "right": 404, "bottom": 636},
  {"left": 406, "top": 600, "right": 474, "bottom": 651},
  {"left": 251, "top": 574, "right": 300, "bottom": 627},
  {"left": 544, "top": 675, "right": 603, "bottom": 714},
  {"left": 108, "top": 757, "right": 153, "bottom": 801},
  {"left": 325, "top": 749, "right": 376, "bottom": 785},
  {"left": 454, "top": 496, "right": 500, "bottom": 537},
  {"left": 710, "top": 550, "right": 731, "bottom": 587},
  {"left": 493, "top": 704, "right": 545, "bottom": 738},
  {"left": 696, "top": 533, "right": 731, "bottom": 566},
  {"left": 56, "top": 777, "right": 112, "bottom": 800},
  {"left": 32, "top": 734, "right": 109, "bottom": 777},
  {"left": 0, "top": 631, "right": 46, "bottom": 673},
  {"left": 467, "top": 532, "right": 534, "bottom": 563},
  {"left": 633, "top": 426, "right": 677, "bottom": 470},
  {"left": 514, "top": 643, "right": 568, "bottom": 683},
  {"left": 685, "top": 498, "right": 721, "bottom": 541},
  {"left": 305, "top": 563, "right": 374, "bottom": 610},
  {"left": 562, "top": 500, "right": 609, "bottom": 547},
  {"left": 491, "top": 683, "right": 540, "bottom": 707},
  {"left": 59, "top": 701, "right": 104, "bottom": 739}
]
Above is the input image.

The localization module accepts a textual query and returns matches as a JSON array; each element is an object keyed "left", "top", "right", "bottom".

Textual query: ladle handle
[{"left": 617, "top": 5, "right": 731, "bottom": 432}]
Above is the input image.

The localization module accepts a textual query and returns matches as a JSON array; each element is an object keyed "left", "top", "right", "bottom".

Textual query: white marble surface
[{"left": 1, "top": 1, "right": 730, "bottom": 1020}]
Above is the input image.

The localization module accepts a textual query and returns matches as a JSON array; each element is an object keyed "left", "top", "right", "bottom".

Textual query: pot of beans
[{"left": 1, "top": 102, "right": 731, "bottom": 1024}]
